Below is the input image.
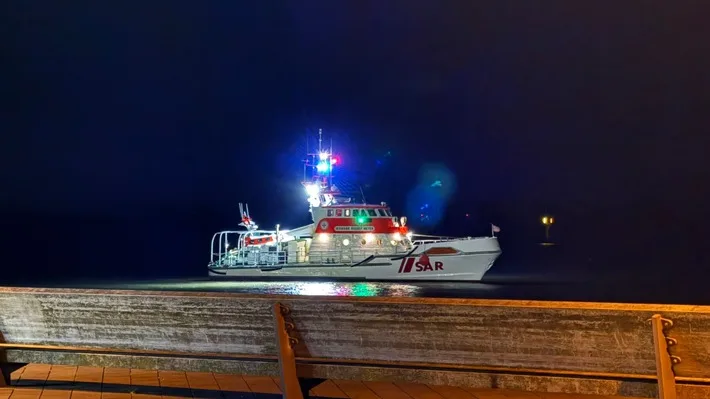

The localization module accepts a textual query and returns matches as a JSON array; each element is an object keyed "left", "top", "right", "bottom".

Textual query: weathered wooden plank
[
  {"left": 287, "top": 301, "right": 660, "bottom": 375},
  {"left": 0, "top": 291, "right": 276, "bottom": 355},
  {"left": 1, "top": 288, "right": 710, "bottom": 388}
]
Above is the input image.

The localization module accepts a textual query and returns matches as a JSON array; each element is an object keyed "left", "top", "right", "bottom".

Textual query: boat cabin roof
[
  {"left": 323, "top": 204, "right": 387, "bottom": 209},
  {"left": 321, "top": 206, "right": 394, "bottom": 218}
]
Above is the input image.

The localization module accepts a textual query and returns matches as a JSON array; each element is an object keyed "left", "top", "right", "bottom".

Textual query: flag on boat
[{"left": 491, "top": 224, "right": 501, "bottom": 235}]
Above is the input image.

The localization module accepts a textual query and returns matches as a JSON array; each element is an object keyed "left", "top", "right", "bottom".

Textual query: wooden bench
[{"left": 0, "top": 287, "right": 709, "bottom": 399}]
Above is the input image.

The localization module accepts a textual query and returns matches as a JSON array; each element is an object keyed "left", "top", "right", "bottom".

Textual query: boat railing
[
  {"left": 306, "top": 247, "right": 404, "bottom": 265},
  {"left": 209, "top": 230, "right": 257, "bottom": 267},
  {"left": 209, "top": 233, "right": 413, "bottom": 268},
  {"left": 410, "top": 234, "right": 492, "bottom": 245},
  {"left": 209, "top": 247, "right": 289, "bottom": 268},
  {"left": 210, "top": 230, "right": 308, "bottom": 263}
]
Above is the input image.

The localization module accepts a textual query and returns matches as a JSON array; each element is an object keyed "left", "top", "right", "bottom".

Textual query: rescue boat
[{"left": 207, "top": 130, "right": 502, "bottom": 281}]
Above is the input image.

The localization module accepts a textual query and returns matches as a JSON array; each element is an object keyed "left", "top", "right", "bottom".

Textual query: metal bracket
[
  {"left": 273, "top": 302, "right": 324, "bottom": 399},
  {"left": 650, "top": 314, "right": 680, "bottom": 399}
]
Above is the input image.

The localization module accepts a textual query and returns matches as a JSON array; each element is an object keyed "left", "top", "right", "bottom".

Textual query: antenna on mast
[
  {"left": 303, "top": 134, "right": 308, "bottom": 183},
  {"left": 318, "top": 128, "right": 322, "bottom": 153},
  {"left": 359, "top": 186, "right": 367, "bottom": 204},
  {"left": 328, "top": 136, "right": 333, "bottom": 191}
]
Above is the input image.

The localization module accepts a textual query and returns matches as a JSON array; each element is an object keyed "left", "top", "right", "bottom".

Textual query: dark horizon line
[{"left": 3, "top": 196, "right": 708, "bottom": 220}]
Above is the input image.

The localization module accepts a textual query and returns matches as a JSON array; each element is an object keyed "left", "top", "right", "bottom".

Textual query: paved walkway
[{"left": 1, "top": 364, "right": 633, "bottom": 399}]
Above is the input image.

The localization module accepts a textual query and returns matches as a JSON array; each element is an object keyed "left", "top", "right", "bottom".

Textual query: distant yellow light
[{"left": 542, "top": 216, "right": 548, "bottom": 225}]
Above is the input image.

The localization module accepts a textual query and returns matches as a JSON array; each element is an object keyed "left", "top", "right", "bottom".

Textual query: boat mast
[
  {"left": 318, "top": 128, "right": 322, "bottom": 153},
  {"left": 303, "top": 134, "right": 308, "bottom": 183},
  {"left": 327, "top": 136, "right": 333, "bottom": 191}
]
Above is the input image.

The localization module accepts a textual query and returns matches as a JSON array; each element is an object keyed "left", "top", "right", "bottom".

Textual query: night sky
[{"left": 2, "top": 1, "right": 709, "bottom": 284}]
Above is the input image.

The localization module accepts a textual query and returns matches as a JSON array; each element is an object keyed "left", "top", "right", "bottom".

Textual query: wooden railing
[{"left": 0, "top": 287, "right": 709, "bottom": 399}]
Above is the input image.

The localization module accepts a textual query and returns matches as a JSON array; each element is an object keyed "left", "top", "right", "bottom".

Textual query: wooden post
[
  {"left": 273, "top": 303, "right": 304, "bottom": 399},
  {"left": 0, "top": 332, "right": 10, "bottom": 387},
  {"left": 0, "top": 364, "right": 8, "bottom": 387},
  {"left": 650, "top": 314, "right": 679, "bottom": 399}
]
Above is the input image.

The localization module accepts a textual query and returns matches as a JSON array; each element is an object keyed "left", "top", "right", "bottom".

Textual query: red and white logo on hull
[{"left": 397, "top": 253, "right": 443, "bottom": 273}]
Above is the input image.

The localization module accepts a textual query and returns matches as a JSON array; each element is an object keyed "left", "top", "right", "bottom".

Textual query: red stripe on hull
[{"left": 402, "top": 258, "right": 415, "bottom": 273}]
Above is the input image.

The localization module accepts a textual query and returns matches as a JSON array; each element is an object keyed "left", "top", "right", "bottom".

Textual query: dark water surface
[{"left": 4, "top": 210, "right": 709, "bottom": 305}]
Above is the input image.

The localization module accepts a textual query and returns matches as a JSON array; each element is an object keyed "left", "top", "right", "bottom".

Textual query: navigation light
[{"left": 305, "top": 184, "right": 319, "bottom": 197}]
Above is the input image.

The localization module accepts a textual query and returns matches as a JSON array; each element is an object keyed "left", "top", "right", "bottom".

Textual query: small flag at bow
[{"left": 491, "top": 224, "right": 501, "bottom": 236}]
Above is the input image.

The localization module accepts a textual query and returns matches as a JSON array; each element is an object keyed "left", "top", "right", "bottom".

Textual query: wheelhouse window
[
  {"left": 336, "top": 209, "right": 343, "bottom": 217},
  {"left": 327, "top": 209, "right": 334, "bottom": 217},
  {"left": 353, "top": 209, "right": 360, "bottom": 217},
  {"left": 344, "top": 209, "right": 351, "bottom": 216},
  {"left": 367, "top": 209, "right": 377, "bottom": 217}
]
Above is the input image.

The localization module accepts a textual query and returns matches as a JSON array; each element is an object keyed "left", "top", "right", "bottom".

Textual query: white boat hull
[{"left": 208, "top": 237, "right": 501, "bottom": 281}]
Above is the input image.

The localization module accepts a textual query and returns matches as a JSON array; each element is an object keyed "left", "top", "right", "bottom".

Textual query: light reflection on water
[
  {"left": 22, "top": 276, "right": 699, "bottom": 303},
  {"left": 63, "top": 279, "right": 501, "bottom": 298}
]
